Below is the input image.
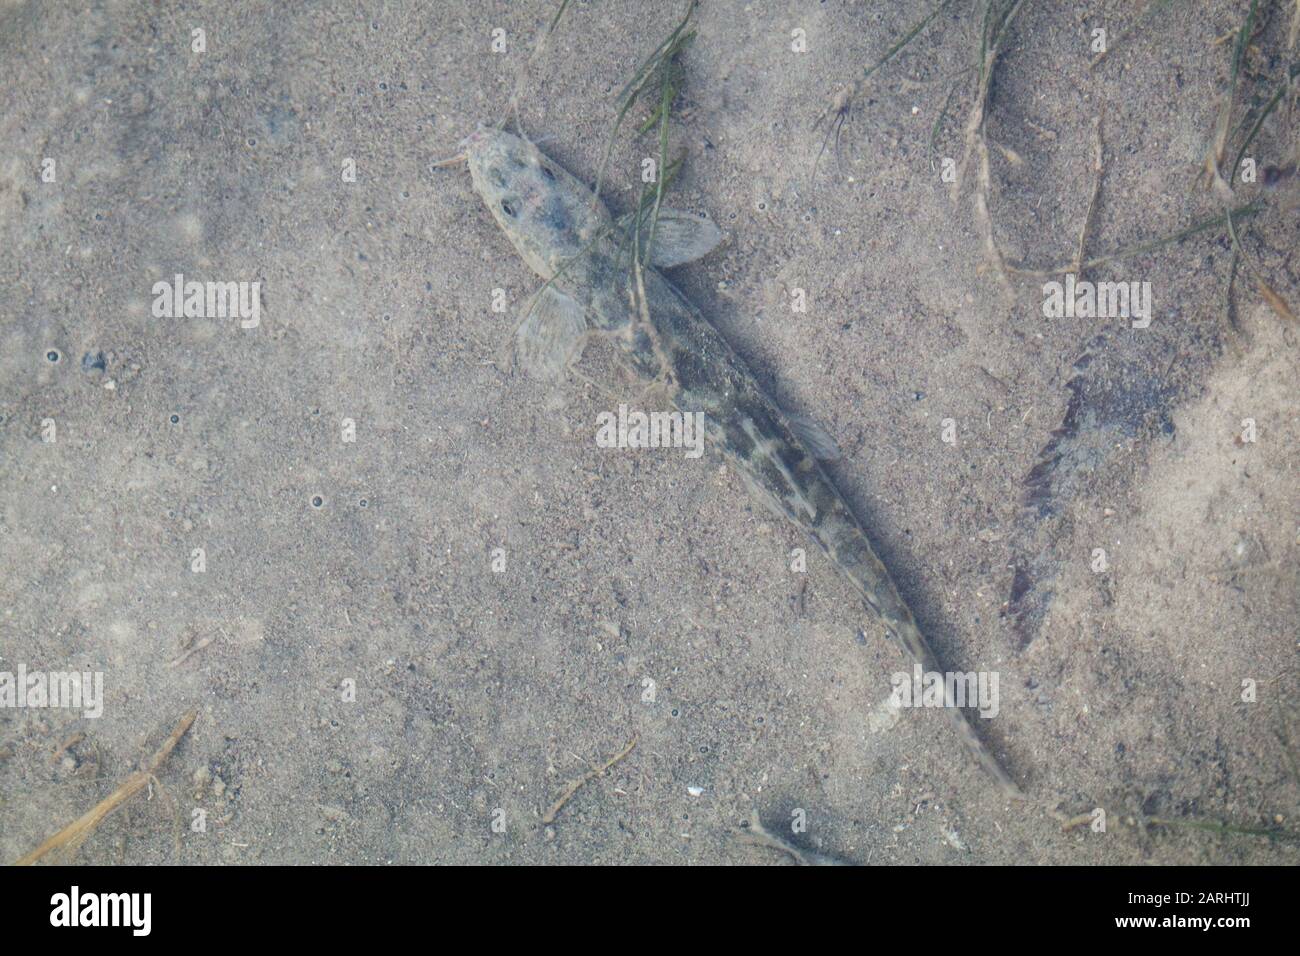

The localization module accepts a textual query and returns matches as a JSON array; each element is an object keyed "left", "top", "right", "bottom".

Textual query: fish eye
[
  {"left": 500, "top": 199, "right": 518, "bottom": 218},
  {"left": 540, "top": 166, "right": 555, "bottom": 181}
]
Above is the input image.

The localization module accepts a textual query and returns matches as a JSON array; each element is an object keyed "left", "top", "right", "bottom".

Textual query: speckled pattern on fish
[{"left": 463, "top": 126, "right": 1023, "bottom": 800}]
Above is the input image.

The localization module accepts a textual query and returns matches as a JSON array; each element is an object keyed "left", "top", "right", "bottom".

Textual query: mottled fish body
[{"left": 462, "top": 127, "right": 1022, "bottom": 799}]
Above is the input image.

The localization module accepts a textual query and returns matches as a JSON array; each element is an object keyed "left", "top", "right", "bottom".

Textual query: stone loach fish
[{"left": 461, "top": 126, "right": 1024, "bottom": 800}]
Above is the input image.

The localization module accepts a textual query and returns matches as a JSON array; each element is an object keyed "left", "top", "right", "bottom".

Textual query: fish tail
[
  {"left": 707, "top": 388, "right": 1024, "bottom": 797},
  {"left": 890, "top": 616, "right": 1025, "bottom": 800},
  {"left": 814, "top": 501, "right": 1024, "bottom": 799}
]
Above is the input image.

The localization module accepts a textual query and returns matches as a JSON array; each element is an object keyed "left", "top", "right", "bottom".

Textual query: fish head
[{"left": 463, "top": 126, "right": 611, "bottom": 279}]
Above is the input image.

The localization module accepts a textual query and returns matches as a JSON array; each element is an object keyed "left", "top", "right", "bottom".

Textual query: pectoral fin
[
  {"left": 620, "top": 208, "right": 723, "bottom": 269},
  {"left": 786, "top": 411, "right": 842, "bottom": 461},
  {"left": 514, "top": 285, "right": 588, "bottom": 380}
]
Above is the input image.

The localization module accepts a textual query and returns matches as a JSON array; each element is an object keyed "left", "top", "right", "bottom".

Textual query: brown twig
[
  {"left": 13, "top": 709, "right": 198, "bottom": 865},
  {"left": 542, "top": 733, "right": 639, "bottom": 824},
  {"left": 168, "top": 632, "right": 217, "bottom": 668},
  {"left": 1073, "top": 116, "right": 1105, "bottom": 279}
]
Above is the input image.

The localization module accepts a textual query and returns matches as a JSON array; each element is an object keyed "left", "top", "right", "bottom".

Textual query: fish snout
[{"left": 459, "top": 122, "right": 493, "bottom": 152}]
